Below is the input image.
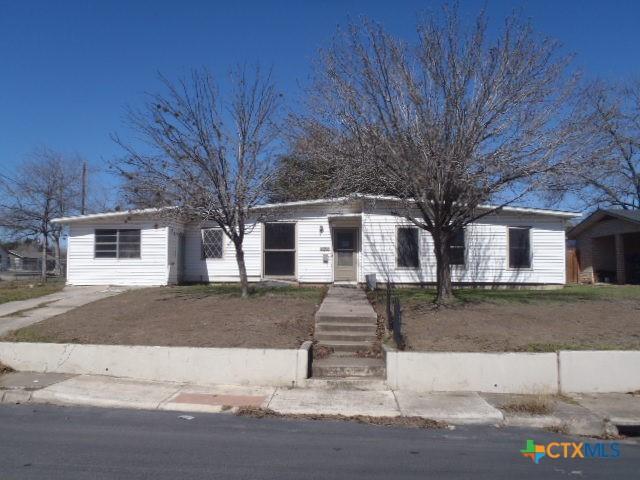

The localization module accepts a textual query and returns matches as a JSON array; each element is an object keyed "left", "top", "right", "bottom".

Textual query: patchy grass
[
  {"left": 235, "top": 407, "right": 448, "bottom": 429},
  {"left": 376, "top": 284, "right": 640, "bottom": 306},
  {"left": 0, "top": 279, "right": 64, "bottom": 305},
  {"left": 556, "top": 394, "right": 580, "bottom": 406},
  {"left": 174, "top": 283, "right": 326, "bottom": 301},
  {"left": 3, "top": 325, "right": 57, "bottom": 344},
  {"left": 500, "top": 395, "right": 553, "bottom": 415},
  {"left": 545, "top": 424, "right": 570, "bottom": 435},
  {"left": 522, "top": 342, "right": 629, "bottom": 352}
]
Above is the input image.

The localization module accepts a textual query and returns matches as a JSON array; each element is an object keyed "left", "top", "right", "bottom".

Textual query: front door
[{"left": 333, "top": 228, "right": 358, "bottom": 282}]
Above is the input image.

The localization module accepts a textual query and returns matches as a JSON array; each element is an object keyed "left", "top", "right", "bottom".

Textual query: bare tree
[
  {"left": 551, "top": 80, "right": 640, "bottom": 210},
  {"left": 114, "top": 67, "right": 281, "bottom": 297},
  {"left": 0, "top": 147, "right": 82, "bottom": 281},
  {"left": 297, "top": 8, "right": 577, "bottom": 304}
]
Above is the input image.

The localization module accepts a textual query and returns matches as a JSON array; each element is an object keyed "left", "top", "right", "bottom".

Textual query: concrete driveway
[{"left": 0, "top": 285, "right": 130, "bottom": 337}]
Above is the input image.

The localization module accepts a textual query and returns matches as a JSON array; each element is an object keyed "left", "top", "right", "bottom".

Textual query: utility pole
[{"left": 81, "top": 161, "right": 87, "bottom": 215}]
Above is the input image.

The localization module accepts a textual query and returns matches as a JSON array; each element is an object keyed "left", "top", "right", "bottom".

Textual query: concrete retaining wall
[
  {"left": 385, "top": 349, "right": 640, "bottom": 394},
  {"left": 0, "top": 342, "right": 312, "bottom": 387},
  {"left": 385, "top": 350, "right": 558, "bottom": 394},
  {"left": 2, "top": 341, "right": 638, "bottom": 393},
  {"left": 559, "top": 350, "right": 640, "bottom": 393}
]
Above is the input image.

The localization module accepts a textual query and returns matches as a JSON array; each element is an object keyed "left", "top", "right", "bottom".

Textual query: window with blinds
[{"left": 95, "top": 229, "right": 141, "bottom": 259}]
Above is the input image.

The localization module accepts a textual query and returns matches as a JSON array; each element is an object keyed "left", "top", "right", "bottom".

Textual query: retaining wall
[
  {"left": 2, "top": 341, "right": 638, "bottom": 393},
  {"left": 0, "top": 342, "right": 312, "bottom": 387},
  {"left": 385, "top": 350, "right": 558, "bottom": 394},
  {"left": 558, "top": 350, "right": 640, "bottom": 393},
  {"left": 384, "top": 348, "right": 640, "bottom": 394}
]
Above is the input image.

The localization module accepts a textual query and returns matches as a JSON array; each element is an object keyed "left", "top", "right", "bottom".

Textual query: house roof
[
  {"left": 567, "top": 208, "right": 640, "bottom": 239},
  {"left": 51, "top": 207, "right": 169, "bottom": 224},
  {"left": 602, "top": 209, "right": 640, "bottom": 223},
  {"left": 52, "top": 194, "right": 580, "bottom": 225},
  {"left": 8, "top": 246, "right": 56, "bottom": 260}
]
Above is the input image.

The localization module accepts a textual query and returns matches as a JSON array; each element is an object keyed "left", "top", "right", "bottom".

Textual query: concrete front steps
[
  {"left": 312, "top": 356, "right": 386, "bottom": 378},
  {"left": 305, "top": 377, "right": 389, "bottom": 391},
  {"left": 312, "top": 286, "right": 384, "bottom": 379}
]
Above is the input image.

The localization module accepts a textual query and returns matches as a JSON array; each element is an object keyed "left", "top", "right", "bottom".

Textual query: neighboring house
[
  {"left": 7, "top": 245, "right": 56, "bottom": 273},
  {"left": 51, "top": 195, "right": 579, "bottom": 287},
  {"left": 0, "top": 246, "right": 10, "bottom": 271},
  {"left": 568, "top": 209, "right": 640, "bottom": 285}
]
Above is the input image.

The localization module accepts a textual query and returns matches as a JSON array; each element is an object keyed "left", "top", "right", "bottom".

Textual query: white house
[{"left": 52, "top": 195, "right": 579, "bottom": 287}]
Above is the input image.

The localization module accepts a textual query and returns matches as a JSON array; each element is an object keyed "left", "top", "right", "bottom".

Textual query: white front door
[{"left": 333, "top": 228, "right": 358, "bottom": 282}]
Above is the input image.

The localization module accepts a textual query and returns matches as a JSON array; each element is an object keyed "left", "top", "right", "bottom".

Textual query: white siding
[
  {"left": 362, "top": 205, "right": 567, "bottom": 285},
  {"left": 295, "top": 208, "right": 334, "bottom": 283},
  {"left": 181, "top": 206, "right": 350, "bottom": 284},
  {"left": 167, "top": 223, "right": 185, "bottom": 285},
  {"left": 182, "top": 223, "right": 262, "bottom": 283},
  {"left": 66, "top": 222, "right": 170, "bottom": 286},
  {"left": 64, "top": 201, "right": 568, "bottom": 286}
]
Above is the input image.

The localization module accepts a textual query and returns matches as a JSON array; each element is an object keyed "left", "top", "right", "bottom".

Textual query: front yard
[
  {"left": 0, "top": 279, "right": 64, "bottom": 305},
  {"left": 374, "top": 284, "right": 640, "bottom": 352},
  {"left": 2, "top": 284, "right": 326, "bottom": 349}
]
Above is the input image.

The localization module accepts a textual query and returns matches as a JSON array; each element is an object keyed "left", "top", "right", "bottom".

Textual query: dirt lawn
[
  {"left": 2, "top": 284, "right": 326, "bottom": 349},
  {"left": 374, "top": 285, "right": 640, "bottom": 352}
]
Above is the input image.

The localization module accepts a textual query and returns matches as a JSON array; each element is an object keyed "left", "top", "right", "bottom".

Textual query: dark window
[
  {"left": 509, "top": 227, "right": 531, "bottom": 268},
  {"left": 264, "top": 223, "right": 295, "bottom": 250},
  {"left": 449, "top": 229, "right": 465, "bottom": 265},
  {"left": 201, "top": 228, "right": 223, "bottom": 259},
  {"left": 264, "top": 223, "right": 295, "bottom": 276},
  {"left": 397, "top": 227, "right": 419, "bottom": 268},
  {"left": 95, "top": 229, "right": 117, "bottom": 258},
  {"left": 95, "top": 229, "right": 140, "bottom": 259}
]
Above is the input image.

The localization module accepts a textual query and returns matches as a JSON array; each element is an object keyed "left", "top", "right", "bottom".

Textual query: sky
[{"left": 1, "top": 0, "right": 639, "bottom": 207}]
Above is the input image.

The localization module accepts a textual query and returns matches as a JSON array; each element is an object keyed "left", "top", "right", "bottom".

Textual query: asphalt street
[{"left": 0, "top": 404, "right": 637, "bottom": 479}]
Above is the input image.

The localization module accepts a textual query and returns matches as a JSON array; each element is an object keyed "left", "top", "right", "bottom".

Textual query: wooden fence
[{"left": 566, "top": 247, "right": 580, "bottom": 284}]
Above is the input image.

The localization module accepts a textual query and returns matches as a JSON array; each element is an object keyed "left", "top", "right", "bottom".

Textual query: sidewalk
[
  {"left": 0, "top": 285, "right": 129, "bottom": 336},
  {"left": 2, "top": 371, "right": 638, "bottom": 437}
]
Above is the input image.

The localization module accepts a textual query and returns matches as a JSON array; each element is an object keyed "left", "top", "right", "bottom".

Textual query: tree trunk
[
  {"left": 432, "top": 231, "right": 453, "bottom": 305},
  {"left": 234, "top": 242, "right": 250, "bottom": 298},
  {"left": 53, "top": 236, "right": 62, "bottom": 277},
  {"left": 40, "top": 236, "right": 48, "bottom": 284}
]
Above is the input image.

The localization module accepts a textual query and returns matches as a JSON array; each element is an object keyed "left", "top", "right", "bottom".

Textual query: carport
[{"left": 568, "top": 209, "right": 640, "bottom": 284}]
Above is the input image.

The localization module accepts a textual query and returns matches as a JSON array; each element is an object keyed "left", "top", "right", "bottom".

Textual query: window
[
  {"left": 449, "top": 229, "right": 465, "bottom": 265},
  {"left": 508, "top": 227, "right": 531, "bottom": 268},
  {"left": 95, "top": 229, "right": 141, "bottom": 259},
  {"left": 201, "top": 228, "right": 223, "bottom": 259},
  {"left": 264, "top": 223, "right": 295, "bottom": 276},
  {"left": 397, "top": 227, "right": 419, "bottom": 268}
]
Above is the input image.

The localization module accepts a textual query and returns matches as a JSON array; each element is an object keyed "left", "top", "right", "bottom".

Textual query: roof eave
[
  {"left": 51, "top": 207, "right": 169, "bottom": 225},
  {"left": 568, "top": 208, "right": 640, "bottom": 238},
  {"left": 51, "top": 195, "right": 580, "bottom": 224}
]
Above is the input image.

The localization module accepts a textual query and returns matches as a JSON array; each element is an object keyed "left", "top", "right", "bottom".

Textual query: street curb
[{"left": 1, "top": 388, "right": 32, "bottom": 404}]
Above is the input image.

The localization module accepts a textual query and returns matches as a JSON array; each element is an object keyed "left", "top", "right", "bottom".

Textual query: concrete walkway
[
  {"left": 2, "top": 372, "right": 637, "bottom": 437},
  {"left": 0, "top": 285, "right": 129, "bottom": 336},
  {"left": 313, "top": 286, "right": 384, "bottom": 377}
]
